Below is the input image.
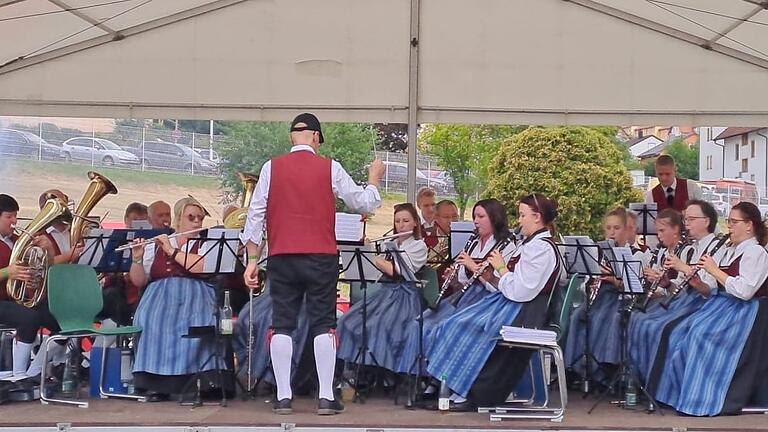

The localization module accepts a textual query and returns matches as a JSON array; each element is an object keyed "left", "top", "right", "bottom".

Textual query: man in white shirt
[
  {"left": 644, "top": 155, "right": 703, "bottom": 212},
  {"left": 417, "top": 187, "right": 437, "bottom": 232}
]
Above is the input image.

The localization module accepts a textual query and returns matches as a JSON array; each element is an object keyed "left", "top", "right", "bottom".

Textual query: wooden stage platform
[{"left": 0, "top": 391, "right": 765, "bottom": 431}]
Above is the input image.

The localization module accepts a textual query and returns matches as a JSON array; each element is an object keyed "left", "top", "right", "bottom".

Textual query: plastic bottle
[
  {"left": 625, "top": 378, "right": 637, "bottom": 408},
  {"left": 438, "top": 375, "right": 450, "bottom": 412}
]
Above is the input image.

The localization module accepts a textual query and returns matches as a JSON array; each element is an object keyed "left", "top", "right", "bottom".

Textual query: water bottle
[
  {"left": 625, "top": 378, "right": 637, "bottom": 408},
  {"left": 220, "top": 290, "right": 233, "bottom": 335},
  {"left": 61, "top": 345, "right": 80, "bottom": 397},
  {"left": 438, "top": 375, "right": 450, "bottom": 412}
]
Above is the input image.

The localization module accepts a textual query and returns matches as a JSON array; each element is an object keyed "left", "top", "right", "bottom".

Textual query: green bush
[{"left": 485, "top": 127, "right": 642, "bottom": 238}]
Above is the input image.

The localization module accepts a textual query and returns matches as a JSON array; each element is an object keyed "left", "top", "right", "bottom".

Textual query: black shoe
[
  {"left": 448, "top": 400, "right": 477, "bottom": 412},
  {"left": 144, "top": 391, "right": 170, "bottom": 403},
  {"left": 273, "top": 398, "right": 293, "bottom": 415},
  {"left": 317, "top": 397, "right": 344, "bottom": 415}
]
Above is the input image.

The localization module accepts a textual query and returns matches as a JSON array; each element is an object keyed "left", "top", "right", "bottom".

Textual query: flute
[
  {"left": 369, "top": 231, "right": 412, "bottom": 243},
  {"left": 114, "top": 227, "right": 207, "bottom": 252}
]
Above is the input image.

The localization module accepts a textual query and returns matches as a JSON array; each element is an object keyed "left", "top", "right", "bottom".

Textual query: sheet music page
[
  {"left": 450, "top": 221, "right": 476, "bottom": 258},
  {"left": 77, "top": 228, "right": 112, "bottom": 268},
  {"left": 629, "top": 202, "right": 658, "bottom": 235},
  {"left": 562, "top": 236, "right": 601, "bottom": 275},
  {"left": 201, "top": 229, "right": 240, "bottom": 273},
  {"left": 612, "top": 246, "right": 643, "bottom": 293},
  {"left": 338, "top": 243, "right": 383, "bottom": 282},
  {"left": 335, "top": 213, "right": 364, "bottom": 243}
]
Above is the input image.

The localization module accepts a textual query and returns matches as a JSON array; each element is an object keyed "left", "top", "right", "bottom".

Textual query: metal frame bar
[
  {"left": 705, "top": 5, "right": 765, "bottom": 47},
  {"left": 97, "top": 336, "right": 145, "bottom": 402},
  {"left": 406, "top": 0, "right": 420, "bottom": 203},
  {"left": 563, "top": 0, "right": 768, "bottom": 70},
  {"left": 47, "top": 0, "right": 118, "bottom": 36},
  {"left": 0, "top": 0, "right": 249, "bottom": 76}
]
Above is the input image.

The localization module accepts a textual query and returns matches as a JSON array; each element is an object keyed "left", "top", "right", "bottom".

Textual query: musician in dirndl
[
  {"left": 394, "top": 199, "right": 516, "bottom": 375},
  {"left": 648, "top": 202, "right": 768, "bottom": 416},
  {"left": 337, "top": 203, "right": 428, "bottom": 373},
  {"left": 424, "top": 193, "right": 562, "bottom": 410},
  {"left": 565, "top": 207, "right": 648, "bottom": 376},
  {"left": 129, "top": 197, "right": 219, "bottom": 400},
  {"left": 629, "top": 201, "right": 724, "bottom": 385}
]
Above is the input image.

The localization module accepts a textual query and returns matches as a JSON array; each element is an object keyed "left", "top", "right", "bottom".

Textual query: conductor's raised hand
[
  {"left": 244, "top": 260, "right": 260, "bottom": 289},
  {"left": 368, "top": 159, "right": 385, "bottom": 187}
]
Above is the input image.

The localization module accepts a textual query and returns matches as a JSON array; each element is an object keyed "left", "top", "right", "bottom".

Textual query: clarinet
[
  {"left": 434, "top": 232, "right": 479, "bottom": 306},
  {"left": 632, "top": 233, "right": 690, "bottom": 313},
  {"left": 449, "top": 230, "right": 518, "bottom": 308},
  {"left": 587, "top": 239, "right": 615, "bottom": 306},
  {"left": 660, "top": 233, "right": 731, "bottom": 309},
  {"left": 626, "top": 246, "right": 661, "bottom": 313}
]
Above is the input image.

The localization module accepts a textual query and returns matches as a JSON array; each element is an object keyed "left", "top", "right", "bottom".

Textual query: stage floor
[{"left": 0, "top": 392, "right": 766, "bottom": 431}]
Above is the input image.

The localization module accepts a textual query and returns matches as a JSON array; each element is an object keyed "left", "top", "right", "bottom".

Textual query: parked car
[
  {"left": 62, "top": 137, "right": 140, "bottom": 167},
  {"left": 122, "top": 139, "right": 218, "bottom": 174},
  {"left": 382, "top": 161, "right": 448, "bottom": 193},
  {"left": 195, "top": 148, "right": 220, "bottom": 163},
  {"left": 0, "top": 128, "right": 62, "bottom": 160},
  {"left": 709, "top": 193, "right": 731, "bottom": 217}
]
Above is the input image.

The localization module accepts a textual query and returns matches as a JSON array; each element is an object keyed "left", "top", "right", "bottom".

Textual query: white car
[
  {"left": 709, "top": 193, "right": 731, "bottom": 217},
  {"left": 62, "top": 137, "right": 140, "bottom": 167}
]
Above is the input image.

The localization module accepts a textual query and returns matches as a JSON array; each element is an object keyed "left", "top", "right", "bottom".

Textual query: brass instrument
[
  {"left": 632, "top": 233, "right": 690, "bottom": 313},
  {"left": 70, "top": 172, "right": 118, "bottom": 249},
  {"left": 224, "top": 172, "right": 259, "bottom": 229},
  {"left": 434, "top": 232, "right": 479, "bottom": 307},
  {"left": 660, "top": 233, "right": 731, "bottom": 309},
  {"left": 450, "top": 230, "right": 518, "bottom": 307},
  {"left": 7, "top": 195, "right": 72, "bottom": 307}
]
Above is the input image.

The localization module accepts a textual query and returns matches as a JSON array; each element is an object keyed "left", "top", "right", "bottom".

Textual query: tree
[
  {"left": 420, "top": 124, "right": 527, "bottom": 216},
  {"left": 217, "top": 122, "right": 374, "bottom": 203},
  {"left": 374, "top": 123, "right": 408, "bottom": 152},
  {"left": 485, "top": 127, "right": 642, "bottom": 239},
  {"left": 663, "top": 138, "right": 699, "bottom": 180}
]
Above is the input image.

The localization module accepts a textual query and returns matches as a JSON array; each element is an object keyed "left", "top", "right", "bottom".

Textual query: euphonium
[
  {"left": 7, "top": 195, "right": 72, "bottom": 307},
  {"left": 70, "top": 171, "right": 118, "bottom": 248},
  {"left": 224, "top": 172, "right": 259, "bottom": 229}
]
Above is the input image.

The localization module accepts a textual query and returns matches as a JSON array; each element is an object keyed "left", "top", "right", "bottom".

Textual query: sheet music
[
  {"left": 335, "top": 213, "right": 365, "bottom": 243},
  {"left": 561, "top": 236, "right": 601, "bottom": 276},
  {"left": 77, "top": 228, "right": 115, "bottom": 269},
  {"left": 200, "top": 228, "right": 240, "bottom": 273},
  {"left": 612, "top": 246, "right": 643, "bottom": 294},
  {"left": 629, "top": 202, "right": 658, "bottom": 235},
  {"left": 450, "top": 221, "right": 476, "bottom": 258},
  {"left": 338, "top": 243, "right": 383, "bottom": 282}
]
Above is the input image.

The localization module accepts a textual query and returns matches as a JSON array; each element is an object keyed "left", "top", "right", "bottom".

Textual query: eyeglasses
[
  {"left": 186, "top": 214, "right": 204, "bottom": 222},
  {"left": 683, "top": 216, "right": 707, "bottom": 223},
  {"left": 726, "top": 218, "right": 747, "bottom": 225}
]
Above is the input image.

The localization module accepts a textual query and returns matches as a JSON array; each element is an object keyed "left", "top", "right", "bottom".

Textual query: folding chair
[{"left": 40, "top": 264, "right": 142, "bottom": 407}]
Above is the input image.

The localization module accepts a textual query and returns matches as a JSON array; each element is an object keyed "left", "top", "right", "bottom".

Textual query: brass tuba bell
[
  {"left": 70, "top": 171, "right": 118, "bottom": 247},
  {"left": 223, "top": 172, "right": 259, "bottom": 229},
  {"left": 7, "top": 194, "right": 71, "bottom": 307}
]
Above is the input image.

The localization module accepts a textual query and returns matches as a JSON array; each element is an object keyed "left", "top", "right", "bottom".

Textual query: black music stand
[
  {"left": 78, "top": 228, "right": 172, "bottom": 272},
  {"left": 559, "top": 237, "right": 605, "bottom": 396},
  {"left": 589, "top": 248, "right": 661, "bottom": 415},
  {"left": 629, "top": 203, "right": 658, "bottom": 249},
  {"left": 338, "top": 242, "right": 383, "bottom": 403},
  {"left": 170, "top": 230, "right": 239, "bottom": 407}
]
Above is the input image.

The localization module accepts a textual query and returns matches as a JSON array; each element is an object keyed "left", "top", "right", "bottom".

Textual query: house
[
  {"left": 625, "top": 135, "right": 663, "bottom": 157},
  {"left": 636, "top": 133, "right": 698, "bottom": 162},
  {"left": 699, "top": 127, "right": 768, "bottom": 198}
]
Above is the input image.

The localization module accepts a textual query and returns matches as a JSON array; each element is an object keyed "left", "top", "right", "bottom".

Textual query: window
[
  {"left": 707, "top": 128, "right": 712, "bottom": 141},
  {"left": 742, "top": 135, "right": 749, "bottom": 147},
  {"left": 706, "top": 155, "right": 713, "bottom": 170},
  {"left": 751, "top": 174, "right": 756, "bottom": 182},
  {"left": 742, "top": 158, "right": 749, "bottom": 173},
  {"left": 638, "top": 130, "right": 644, "bottom": 138},
  {"left": 735, "top": 142, "right": 739, "bottom": 160},
  {"left": 751, "top": 140, "right": 756, "bottom": 158}
]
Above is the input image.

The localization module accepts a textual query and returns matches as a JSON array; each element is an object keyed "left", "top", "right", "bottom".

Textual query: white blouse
[
  {"left": 457, "top": 234, "right": 517, "bottom": 292},
  {"left": 385, "top": 235, "right": 428, "bottom": 278},
  {"left": 498, "top": 230, "right": 559, "bottom": 302},
  {"left": 720, "top": 237, "right": 768, "bottom": 301},
  {"left": 670, "top": 233, "right": 724, "bottom": 290}
]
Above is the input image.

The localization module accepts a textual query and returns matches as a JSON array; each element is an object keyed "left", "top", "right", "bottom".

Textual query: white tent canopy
[{"left": 2, "top": 0, "right": 768, "bottom": 198}]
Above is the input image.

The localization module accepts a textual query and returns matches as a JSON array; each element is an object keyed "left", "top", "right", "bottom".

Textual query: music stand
[
  {"left": 559, "top": 236, "right": 605, "bottom": 395},
  {"left": 78, "top": 228, "right": 172, "bottom": 272},
  {"left": 629, "top": 203, "right": 658, "bottom": 249},
  {"left": 172, "top": 229, "right": 239, "bottom": 407},
  {"left": 338, "top": 240, "right": 384, "bottom": 403},
  {"left": 589, "top": 247, "right": 661, "bottom": 415}
]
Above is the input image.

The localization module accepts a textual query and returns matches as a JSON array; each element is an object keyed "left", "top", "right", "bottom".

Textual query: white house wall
[
  {"left": 721, "top": 130, "right": 768, "bottom": 197},
  {"left": 699, "top": 127, "right": 726, "bottom": 182}
]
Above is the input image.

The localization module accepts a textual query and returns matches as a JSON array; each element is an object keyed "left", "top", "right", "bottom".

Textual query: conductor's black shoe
[
  {"left": 272, "top": 398, "right": 293, "bottom": 415},
  {"left": 317, "top": 397, "right": 345, "bottom": 415}
]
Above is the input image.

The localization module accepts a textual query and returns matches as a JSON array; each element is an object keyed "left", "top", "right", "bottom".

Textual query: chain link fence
[{"left": 0, "top": 117, "right": 456, "bottom": 195}]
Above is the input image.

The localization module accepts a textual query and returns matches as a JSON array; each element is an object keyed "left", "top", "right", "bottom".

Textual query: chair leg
[
  {"left": 40, "top": 335, "right": 89, "bottom": 408},
  {"left": 98, "top": 333, "right": 145, "bottom": 402}
]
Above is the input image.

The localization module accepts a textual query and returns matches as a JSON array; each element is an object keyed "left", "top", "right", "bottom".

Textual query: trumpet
[
  {"left": 434, "top": 232, "right": 479, "bottom": 306},
  {"left": 631, "top": 233, "right": 690, "bottom": 313},
  {"left": 660, "top": 233, "right": 731, "bottom": 309},
  {"left": 450, "top": 230, "right": 518, "bottom": 307},
  {"left": 113, "top": 227, "right": 207, "bottom": 252}
]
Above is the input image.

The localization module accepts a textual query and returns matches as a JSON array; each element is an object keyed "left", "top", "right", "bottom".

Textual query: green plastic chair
[
  {"left": 555, "top": 274, "right": 584, "bottom": 343},
  {"left": 40, "top": 264, "right": 143, "bottom": 408},
  {"left": 416, "top": 266, "right": 440, "bottom": 309}
]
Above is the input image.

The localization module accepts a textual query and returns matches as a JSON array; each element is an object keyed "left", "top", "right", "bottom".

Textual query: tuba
[
  {"left": 223, "top": 172, "right": 259, "bottom": 229},
  {"left": 7, "top": 195, "right": 72, "bottom": 307},
  {"left": 70, "top": 171, "right": 118, "bottom": 248}
]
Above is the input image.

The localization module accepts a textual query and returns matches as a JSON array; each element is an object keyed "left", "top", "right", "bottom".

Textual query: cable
[
  {"left": 647, "top": 0, "right": 768, "bottom": 27},
  {"left": 1, "top": 0, "right": 152, "bottom": 68},
  {"left": 645, "top": 0, "right": 768, "bottom": 60},
  {"left": 0, "top": 0, "right": 140, "bottom": 23}
]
